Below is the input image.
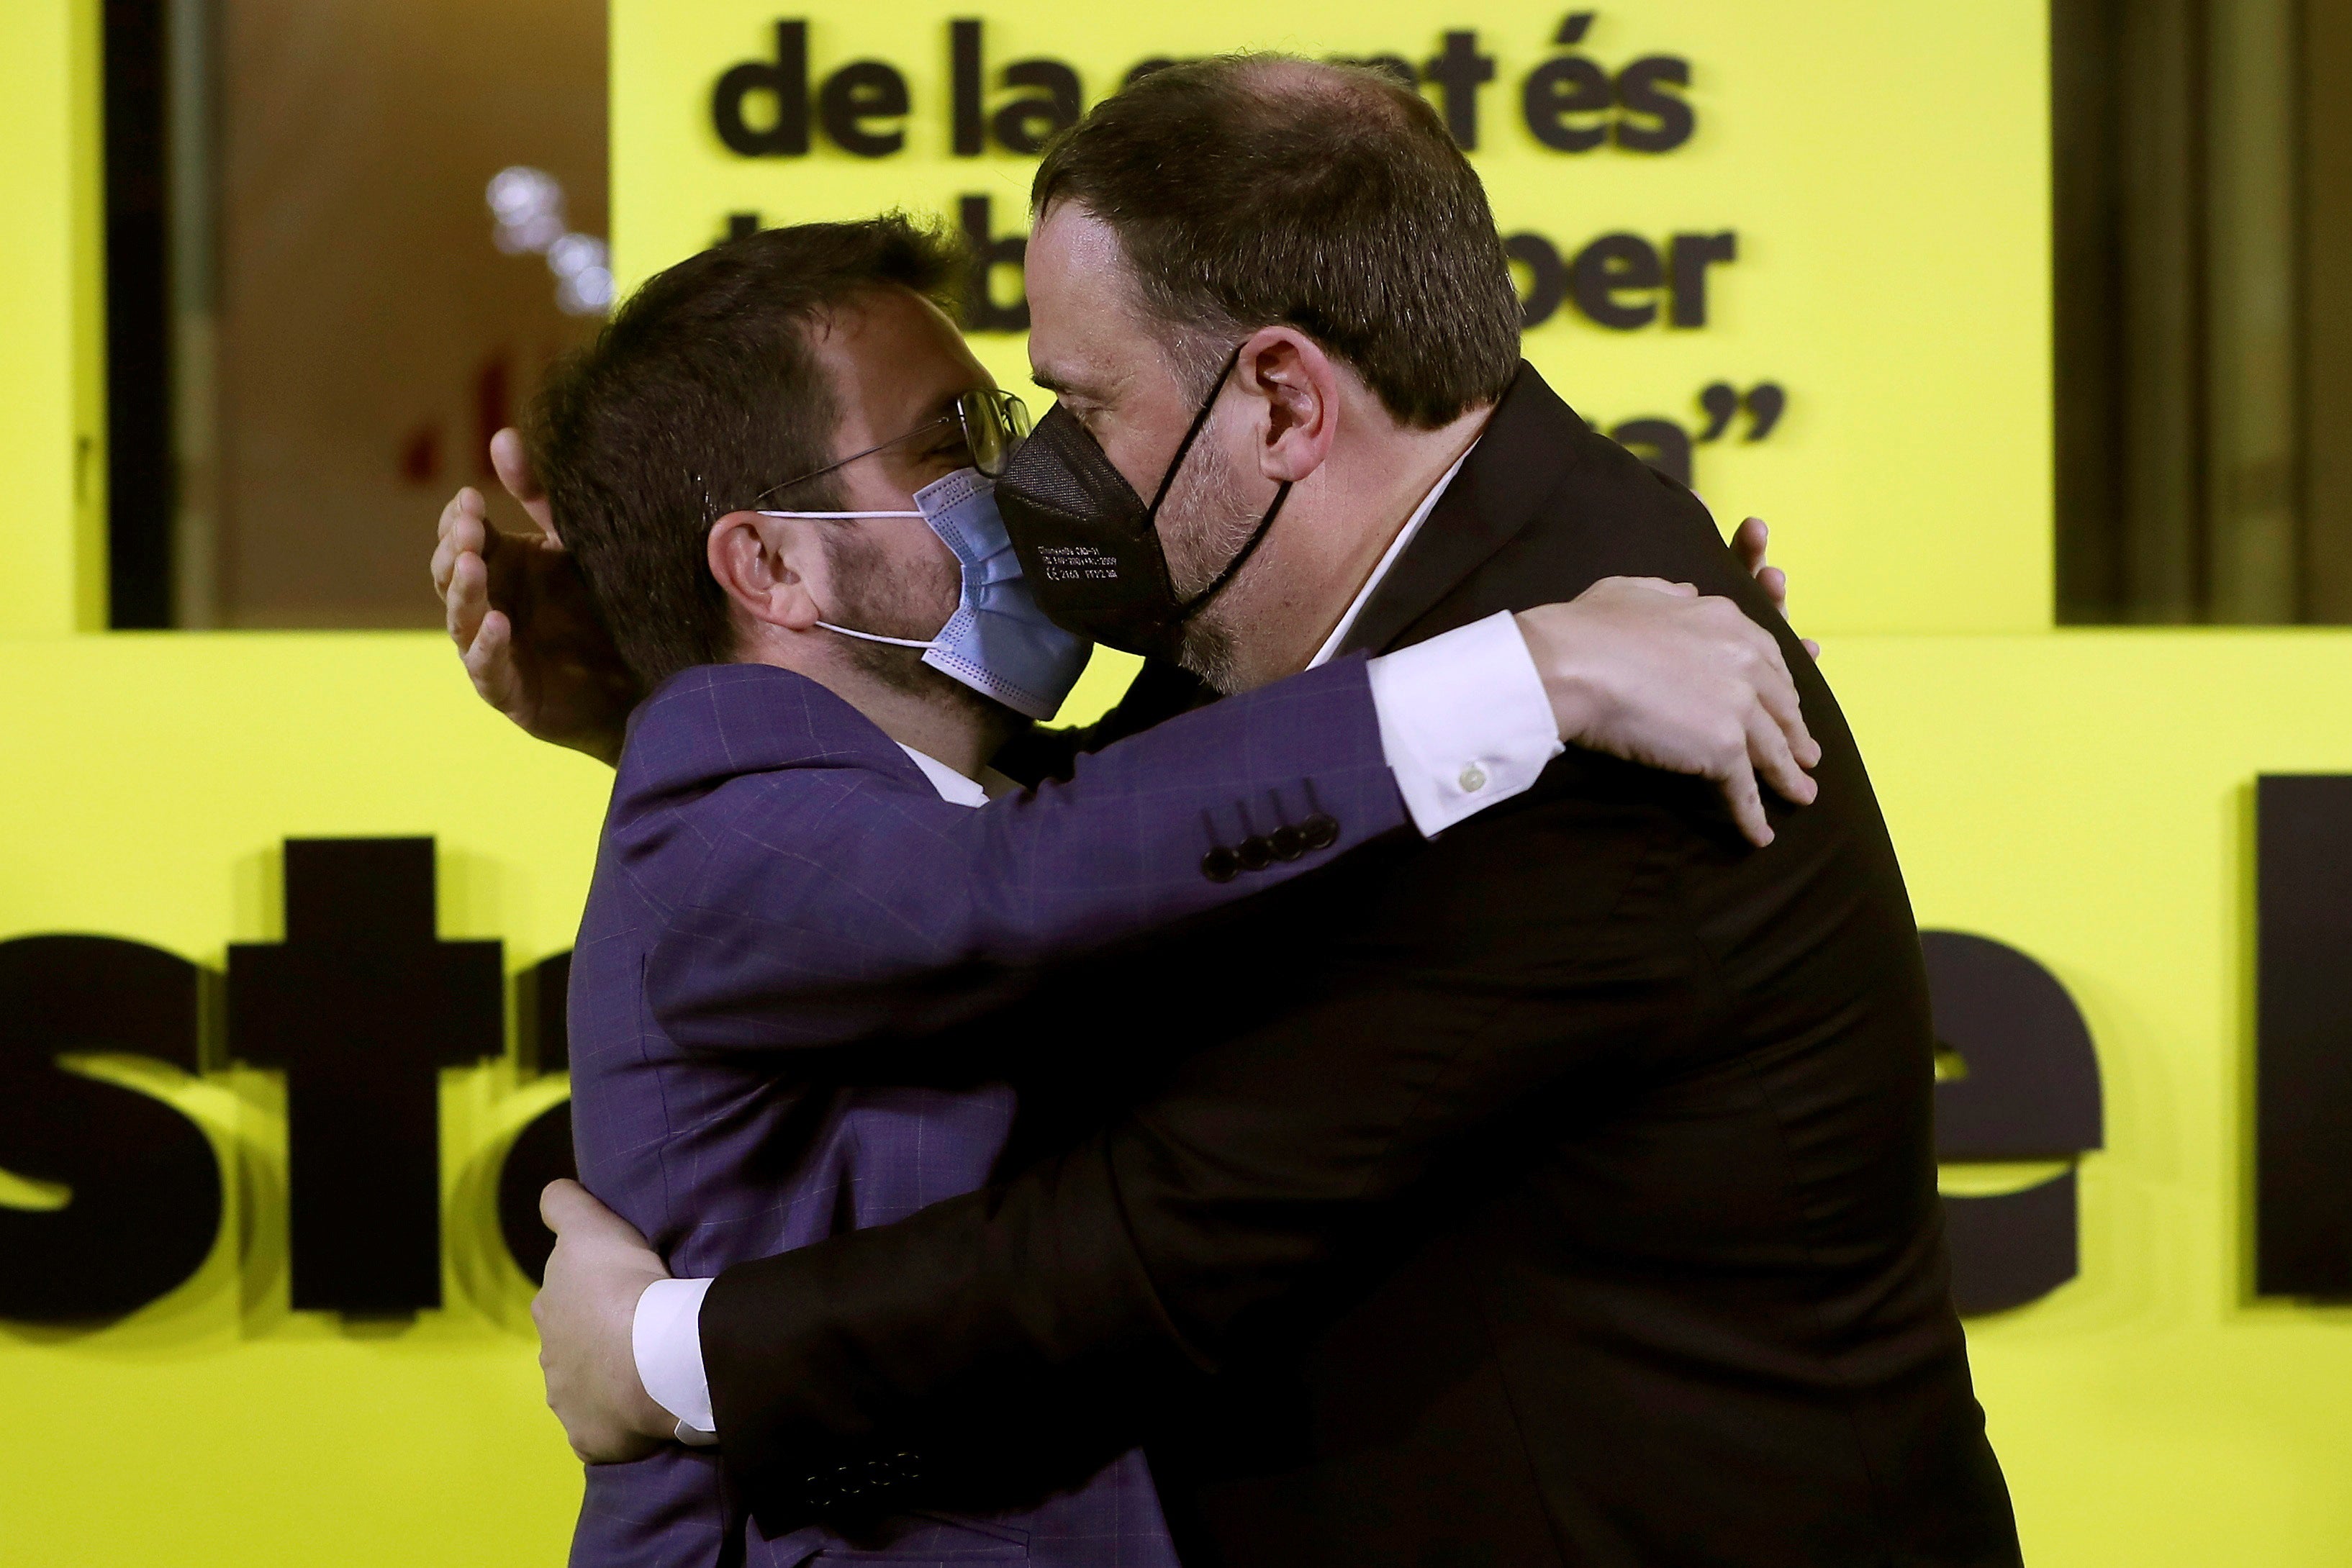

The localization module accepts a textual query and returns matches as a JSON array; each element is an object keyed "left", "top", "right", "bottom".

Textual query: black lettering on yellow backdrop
[
  {"left": 958, "top": 195, "right": 1030, "bottom": 333},
  {"left": 951, "top": 20, "right": 1082, "bottom": 156},
  {"left": 2255, "top": 776, "right": 2352, "bottom": 1297},
  {"left": 1423, "top": 30, "right": 1497, "bottom": 148},
  {"left": 0, "top": 936, "right": 219, "bottom": 1321},
  {"left": 818, "top": 60, "right": 911, "bottom": 158},
  {"left": 229, "top": 840, "right": 502, "bottom": 1316},
  {"left": 1506, "top": 231, "right": 1736, "bottom": 332},
  {"left": 710, "top": 15, "right": 1699, "bottom": 161},
  {"left": 713, "top": 19, "right": 915, "bottom": 160},
  {"left": 706, "top": 17, "right": 1730, "bottom": 369},
  {"left": 1922, "top": 930, "right": 2105, "bottom": 1317},
  {"left": 499, "top": 951, "right": 576, "bottom": 1287},
  {"left": 15, "top": 833, "right": 2352, "bottom": 1325},
  {"left": 713, "top": 21, "right": 811, "bottom": 156}
]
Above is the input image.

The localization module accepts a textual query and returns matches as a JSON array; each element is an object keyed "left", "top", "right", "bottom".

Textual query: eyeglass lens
[{"left": 961, "top": 390, "right": 1031, "bottom": 477}]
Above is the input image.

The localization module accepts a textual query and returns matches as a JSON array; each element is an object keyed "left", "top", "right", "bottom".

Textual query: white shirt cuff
[
  {"left": 1365, "top": 609, "right": 1565, "bottom": 837},
  {"left": 633, "top": 1276, "right": 719, "bottom": 1446}
]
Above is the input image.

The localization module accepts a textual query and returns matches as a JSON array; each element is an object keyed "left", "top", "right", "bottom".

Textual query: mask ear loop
[
  {"left": 1177, "top": 481, "right": 1291, "bottom": 623},
  {"left": 818, "top": 622, "right": 936, "bottom": 648},
  {"left": 751, "top": 508, "right": 939, "bottom": 647},
  {"left": 1143, "top": 343, "right": 1249, "bottom": 522},
  {"left": 1144, "top": 343, "right": 1292, "bottom": 624}
]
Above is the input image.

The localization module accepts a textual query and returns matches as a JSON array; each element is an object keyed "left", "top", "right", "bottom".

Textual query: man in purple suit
[{"left": 436, "top": 214, "right": 1813, "bottom": 1567}]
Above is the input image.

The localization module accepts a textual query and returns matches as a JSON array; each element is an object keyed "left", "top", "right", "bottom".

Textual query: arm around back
[
  {"left": 696, "top": 783, "right": 1695, "bottom": 1526},
  {"left": 630, "top": 658, "right": 1407, "bottom": 1053}
]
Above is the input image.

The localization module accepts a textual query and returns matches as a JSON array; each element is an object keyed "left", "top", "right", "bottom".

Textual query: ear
[
  {"left": 706, "top": 510, "right": 828, "bottom": 634},
  {"left": 1232, "top": 327, "right": 1341, "bottom": 484}
]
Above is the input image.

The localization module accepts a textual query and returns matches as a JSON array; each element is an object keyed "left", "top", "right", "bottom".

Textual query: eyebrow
[{"left": 1028, "top": 366, "right": 1100, "bottom": 400}]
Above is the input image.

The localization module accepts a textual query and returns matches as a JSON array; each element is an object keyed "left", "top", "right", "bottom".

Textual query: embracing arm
[
  {"left": 692, "top": 787, "right": 1691, "bottom": 1525},
  {"left": 642, "top": 653, "right": 1408, "bottom": 1051},
  {"left": 647, "top": 584, "right": 1813, "bottom": 1051}
]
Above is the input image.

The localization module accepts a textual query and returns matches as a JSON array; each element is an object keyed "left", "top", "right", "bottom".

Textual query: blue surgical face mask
[{"left": 759, "top": 468, "right": 1093, "bottom": 721}]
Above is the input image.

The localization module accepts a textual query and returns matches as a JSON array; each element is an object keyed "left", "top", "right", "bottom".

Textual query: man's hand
[
  {"left": 1730, "top": 515, "right": 1819, "bottom": 659},
  {"left": 532, "top": 1179, "right": 677, "bottom": 1464},
  {"left": 430, "top": 430, "right": 641, "bottom": 766},
  {"left": 1517, "top": 578, "right": 1822, "bottom": 848}
]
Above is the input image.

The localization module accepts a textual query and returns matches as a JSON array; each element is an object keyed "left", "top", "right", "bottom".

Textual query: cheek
[{"left": 900, "top": 525, "right": 964, "bottom": 608}]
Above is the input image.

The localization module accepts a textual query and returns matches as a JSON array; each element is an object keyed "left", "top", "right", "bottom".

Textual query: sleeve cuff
[
  {"left": 1365, "top": 609, "right": 1565, "bottom": 837},
  {"left": 633, "top": 1275, "right": 720, "bottom": 1445}
]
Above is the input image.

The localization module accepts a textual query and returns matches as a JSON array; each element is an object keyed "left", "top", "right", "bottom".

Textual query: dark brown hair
[
  {"left": 530, "top": 216, "right": 960, "bottom": 688},
  {"left": 1031, "top": 55, "right": 1521, "bottom": 427}
]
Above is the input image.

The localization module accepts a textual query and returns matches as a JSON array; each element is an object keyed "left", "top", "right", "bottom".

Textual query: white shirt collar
[
  {"left": 1307, "top": 445, "right": 1475, "bottom": 669},
  {"left": 897, "top": 743, "right": 1000, "bottom": 807}
]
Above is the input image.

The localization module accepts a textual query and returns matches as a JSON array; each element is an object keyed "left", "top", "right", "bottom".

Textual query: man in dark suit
[{"left": 527, "top": 55, "right": 2020, "bottom": 1568}]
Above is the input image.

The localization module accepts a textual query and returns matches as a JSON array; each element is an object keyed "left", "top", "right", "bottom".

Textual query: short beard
[
  {"left": 820, "top": 527, "right": 1018, "bottom": 729},
  {"left": 1156, "top": 417, "right": 1267, "bottom": 694}
]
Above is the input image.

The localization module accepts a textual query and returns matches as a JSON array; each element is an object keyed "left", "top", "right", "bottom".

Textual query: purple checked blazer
[{"left": 564, "top": 657, "right": 1408, "bottom": 1568}]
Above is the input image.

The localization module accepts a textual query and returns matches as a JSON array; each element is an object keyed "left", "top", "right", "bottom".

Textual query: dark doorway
[{"left": 101, "top": 0, "right": 608, "bottom": 629}]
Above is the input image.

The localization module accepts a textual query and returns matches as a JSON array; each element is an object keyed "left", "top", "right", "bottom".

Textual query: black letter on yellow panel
[
  {"left": 1521, "top": 54, "right": 1611, "bottom": 152},
  {"left": 500, "top": 950, "right": 575, "bottom": 1284},
  {"left": 2256, "top": 775, "right": 2352, "bottom": 1296},
  {"left": 1614, "top": 56, "right": 1694, "bottom": 153},
  {"left": 959, "top": 196, "right": 1030, "bottom": 333},
  {"left": 1922, "top": 930, "right": 2104, "bottom": 1316},
  {"left": 229, "top": 840, "right": 502, "bottom": 1315},
  {"left": 1421, "top": 30, "right": 1496, "bottom": 149},
  {"left": 1668, "top": 232, "right": 1737, "bottom": 327},
  {"left": 713, "top": 21, "right": 811, "bottom": 157},
  {"left": 1568, "top": 233, "right": 1663, "bottom": 330},
  {"left": 818, "top": 60, "right": 910, "bottom": 158},
  {"left": 992, "top": 59, "right": 1081, "bottom": 156},
  {"left": 951, "top": 19, "right": 985, "bottom": 155},
  {"left": 0, "top": 937, "right": 221, "bottom": 1322},
  {"left": 1940, "top": 1169, "right": 2082, "bottom": 1316},
  {"left": 499, "top": 1103, "right": 575, "bottom": 1287}
]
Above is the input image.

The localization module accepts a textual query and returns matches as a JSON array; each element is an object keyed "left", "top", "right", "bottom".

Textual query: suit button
[
  {"left": 1301, "top": 813, "right": 1339, "bottom": 851},
  {"left": 1236, "top": 835, "right": 1274, "bottom": 871},
  {"left": 1268, "top": 825, "right": 1307, "bottom": 861},
  {"left": 1201, "top": 846, "right": 1241, "bottom": 882}
]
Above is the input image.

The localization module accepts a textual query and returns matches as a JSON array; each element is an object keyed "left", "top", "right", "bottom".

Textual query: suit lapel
[{"left": 1339, "top": 363, "right": 1588, "bottom": 657}]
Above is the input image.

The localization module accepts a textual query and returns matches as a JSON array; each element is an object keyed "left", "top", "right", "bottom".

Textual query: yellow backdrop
[{"left": 4, "top": 2, "right": 2350, "bottom": 1564}]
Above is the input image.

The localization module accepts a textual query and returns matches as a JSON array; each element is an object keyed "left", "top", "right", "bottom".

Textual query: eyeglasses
[{"left": 751, "top": 387, "right": 1032, "bottom": 507}]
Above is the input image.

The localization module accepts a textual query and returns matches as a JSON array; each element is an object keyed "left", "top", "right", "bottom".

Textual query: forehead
[
  {"left": 1025, "top": 204, "right": 1158, "bottom": 396},
  {"left": 808, "top": 286, "right": 991, "bottom": 415}
]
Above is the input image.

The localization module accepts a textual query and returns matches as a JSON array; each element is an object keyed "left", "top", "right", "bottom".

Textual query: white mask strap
[
  {"left": 756, "top": 509, "right": 939, "bottom": 648},
  {"left": 817, "top": 621, "right": 936, "bottom": 649}
]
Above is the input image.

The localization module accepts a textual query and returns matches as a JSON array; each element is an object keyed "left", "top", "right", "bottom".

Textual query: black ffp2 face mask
[{"left": 993, "top": 345, "right": 1291, "bottom": 662}]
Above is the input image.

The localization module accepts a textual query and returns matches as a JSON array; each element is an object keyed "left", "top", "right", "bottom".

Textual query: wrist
[
  {"left": 625, "top": 1269, "right": 683, "bottom": 1438},
  {"left": 1514, "top": 608, "right": 1603, "bottom": 744}
]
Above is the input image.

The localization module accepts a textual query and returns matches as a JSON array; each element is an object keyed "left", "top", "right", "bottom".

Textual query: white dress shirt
[{"left": 634, "top": 450, "right": 1564, "bottom": 1441}]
